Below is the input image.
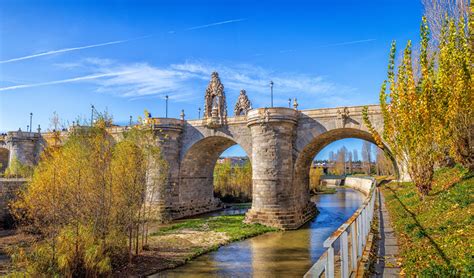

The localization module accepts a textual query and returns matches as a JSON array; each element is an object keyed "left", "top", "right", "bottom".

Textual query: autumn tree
[
  {"left": 121, "top": 125, "right": 168, "bottom": 248},
  {"left": 111, "top": 140, "right": 146, "bottom": 263},
  {"left": 214, "top": 158, "right": 252, "bottom": 202},
  {"left": 11, "top": 114, "right": 167, "bottom": 275},
  {"left": 309, "top": 166, "right": 324, "bottom": 193},
  {"left": 375, "top": 147, "right": 395, "bottom": 176},
  {"left": 334, "top": 146, "right": 348, "bottom": 175},
  {"left": 435, "top": 16, "right": 473, "bottom": 169},
  {"left": 347, "top": 152, "right": 353, "bottom": 174},
  {"left": 361, "top": 141, "right": 372, "bottom": 175},
  {"left": 363, "top": 18, "right": 439, "bottom": 197},
  {"left": 422, "top": 0, "right": 470, "bottom": 42},
  {"left": 364, "top": 9, "right": 472, "bottom": 195}
]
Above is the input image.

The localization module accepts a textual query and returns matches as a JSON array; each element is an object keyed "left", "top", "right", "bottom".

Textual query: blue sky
[{"left": 0, "top": 0, "right": 423, "bottom": 158}]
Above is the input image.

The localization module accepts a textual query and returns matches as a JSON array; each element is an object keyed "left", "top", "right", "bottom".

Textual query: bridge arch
[
  {"left": 176, "top": 135, "right": 251, "bottom": 218},
  {"left": 294, "top": 128, "right": 400, "bottom": 192}
]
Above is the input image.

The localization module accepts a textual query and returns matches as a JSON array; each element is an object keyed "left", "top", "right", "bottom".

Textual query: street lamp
[
  {"left": 29, "top": 113, "right": 33, "bottom": 132},
  {"left": 90, "top": 105, "right": 95, "bottom": 126},
  {"left": 198, "top": 107, "right": 201, "bottom": 119},
  {"left": 165, "top": 95, "right": 169, "bottom": 118},
  {"left": 288, "top": 98, "right": 291, "bottom": 108},
  {"left": 270, "top": 81, "right": 274, "bottom": 108},
  {"left": 129, "top": 115, "right": 133, "bottom": 126}
]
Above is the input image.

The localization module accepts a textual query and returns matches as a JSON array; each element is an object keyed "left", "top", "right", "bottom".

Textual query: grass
[
  {"left": 153, "top": 214, "right": 276, "bottom": 239},
  {"left": 381, "top": 166, "right": 473, "bottom": 277},
  {"left": 313, "top": 186, "right": 337, "bottom": 194}
]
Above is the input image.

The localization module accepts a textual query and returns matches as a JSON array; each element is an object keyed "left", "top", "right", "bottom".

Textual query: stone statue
[
  {"left": 234, "top": 89, "right": 252, "bottom": 116},
  {"left": 204, "top": 72, "right": 227, "bottom": 128},
  {"left": 337, "top": 107, "right": 350, "bottom": 128}
]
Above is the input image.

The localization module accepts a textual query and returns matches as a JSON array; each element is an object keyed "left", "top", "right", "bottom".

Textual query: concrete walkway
[{"left": 372, "top": 189, "right": 401, "bottom": 277}]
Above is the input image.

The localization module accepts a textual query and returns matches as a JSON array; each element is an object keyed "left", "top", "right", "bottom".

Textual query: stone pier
[{"left": 244, "top": 108, "right": 317, "bottom": 229}]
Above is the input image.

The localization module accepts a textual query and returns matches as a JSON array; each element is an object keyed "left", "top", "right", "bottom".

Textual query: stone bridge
[{"left": 0, "top": 72, "right": 407, "bottom": 229}]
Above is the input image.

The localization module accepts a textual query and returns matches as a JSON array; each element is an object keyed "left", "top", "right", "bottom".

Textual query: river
[{"left": 153, "top": 188, "right": 365, "bottom": 277}]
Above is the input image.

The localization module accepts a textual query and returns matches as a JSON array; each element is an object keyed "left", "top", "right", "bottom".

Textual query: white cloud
[
  {"left": 185, "top": 18, "right": 247, "bottom": 31},
  {"left": 0, "top": 71, "right": 133, "bottom": 92},
  {"left": 0, "top": 40, "right": 133, "bottom": 64},
  {"left": 1, "top": 58, "right": 357, "bottom": 108},
  {"left": 318, "top": 39, "right": 376, "bottom": 48}
]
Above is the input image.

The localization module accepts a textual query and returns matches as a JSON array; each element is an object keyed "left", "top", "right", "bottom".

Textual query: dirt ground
[
  {"left": 0, "top": 229, "right": 37, "bottom": 275},
  {"left": 114, "top": 229, "right": 230, "bottom": 277},
  {"left": 0, "top": 227, "right": 233, "bottom": 277}
]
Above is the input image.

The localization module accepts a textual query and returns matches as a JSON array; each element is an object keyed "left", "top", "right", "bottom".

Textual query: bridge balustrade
[{"left": 304, "top": 177, "right": 377, "bottom": 278}]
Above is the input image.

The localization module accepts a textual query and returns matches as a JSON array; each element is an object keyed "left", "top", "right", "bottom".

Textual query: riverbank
[
  {"left": 159, "top": 188, "right": 365, "bottom": 277},
  {"left": 115, "top": 215, "right": 277, "bottom": 277},
  {"left": 381, "top": 166, "right": 473, "bottom": 276}
]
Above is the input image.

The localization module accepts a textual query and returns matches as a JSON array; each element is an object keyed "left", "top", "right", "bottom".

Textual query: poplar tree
[
  {"left": 364, "top": 18, "right": 438, "bottom": 197},
  {"left": 435, "top": 17, "right": 473, "bottom": 169}
]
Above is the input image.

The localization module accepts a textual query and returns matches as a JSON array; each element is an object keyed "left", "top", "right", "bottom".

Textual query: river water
[{"left": 154, "top": 188, "right": 365, "bottom": 277}]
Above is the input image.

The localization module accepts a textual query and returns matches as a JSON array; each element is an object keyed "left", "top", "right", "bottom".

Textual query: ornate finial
[
  {"left": 180, "top": 109, "right": 185, "bottom": 120},
  {"left": 293, "top": 98, "right": 299, "bottom": 110},
  {"left": 234, "top": 89, "right": 252, "bottom": 116},
  {"left": 204, "top": 72, "right": 227, "bottom": 128}
]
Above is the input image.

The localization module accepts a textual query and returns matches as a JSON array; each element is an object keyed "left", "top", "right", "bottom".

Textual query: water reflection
[{"left": 154, "top": 189, "right": 364, "bottom": 277}]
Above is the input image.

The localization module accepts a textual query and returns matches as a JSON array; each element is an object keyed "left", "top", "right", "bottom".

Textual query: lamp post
[
  {"left": 288, "top": 98, "right": 291, "bottom": 108},
  {"left": 270, "top": 81, "right": 274, "bottom": 108},
  {"left": 90, "top": 105, "right": 95, "bottom": 126},
  {"left": 29, "top": 113, "right": 33, "bottom": 132},
  {"left": 198, "top": 107, "right": 201, "bottom": 119},
  {"left": 165, "top": 95, "right": 169, "bottom": 118},
  {"left": 129, "top": 115, "right": 133, "bottom": 126}
]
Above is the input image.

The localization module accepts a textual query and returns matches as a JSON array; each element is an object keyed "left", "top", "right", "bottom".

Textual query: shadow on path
[{"left": 385, "top": 185, "right": 451, "bottom": 266}]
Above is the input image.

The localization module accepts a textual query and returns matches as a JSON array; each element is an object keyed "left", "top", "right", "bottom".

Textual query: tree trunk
[
  {"left": 128, "top": 226, "right": 133, "bottom": 265},
  {"left": 410, "top": 162, "right": 434, "bottom": 198}
]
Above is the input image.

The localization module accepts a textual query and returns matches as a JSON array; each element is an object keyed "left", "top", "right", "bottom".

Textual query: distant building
[
  {"left": 217, "top": 156, "right": 249, "bottom": 166},
  {"left": 311, "top": 160, "right": 375, "bottom": 175}
]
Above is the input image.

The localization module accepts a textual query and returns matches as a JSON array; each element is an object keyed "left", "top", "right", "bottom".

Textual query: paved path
[{"left": 372, "top": 189, "right": 401, "bottom": 277}]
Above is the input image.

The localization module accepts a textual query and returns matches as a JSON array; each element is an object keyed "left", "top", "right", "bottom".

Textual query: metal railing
[{"left": 304, "top": 178, "right": 377, "bottom": 278}]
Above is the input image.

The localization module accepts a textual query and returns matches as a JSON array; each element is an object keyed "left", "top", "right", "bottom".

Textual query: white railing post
[
  {"left": 357, "top": 217, "right": 363, "bottom": 257},
  {"left": 341, "top": 231, "right": 349, "bottom": 278},
  {"left": 350, "top": 223, "right": 357, "bottom": 271},
  {"left": 327, "top": 244, "right": 335, "bottom": 278},
  {"left": 361, "top": 209, "right": 366, "bottom": 245}
]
